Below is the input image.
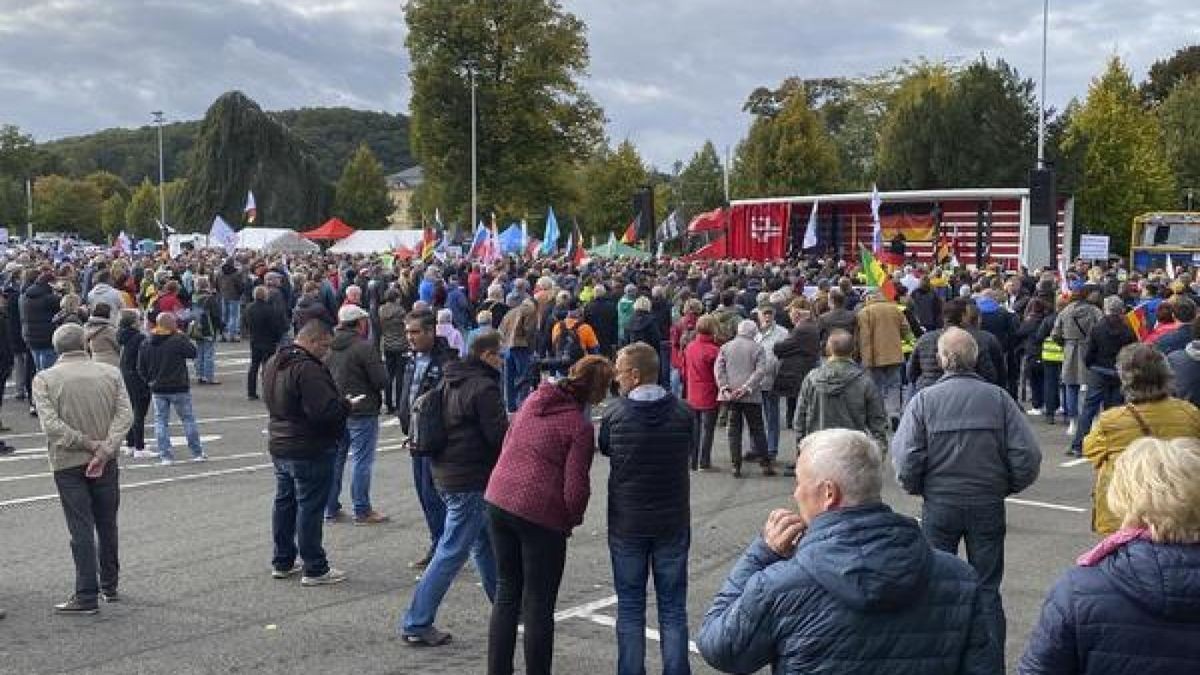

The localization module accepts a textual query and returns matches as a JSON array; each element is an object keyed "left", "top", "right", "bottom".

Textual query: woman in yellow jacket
[{"left": 1083, "top": 342, "right": 1200, "bottom": 534}]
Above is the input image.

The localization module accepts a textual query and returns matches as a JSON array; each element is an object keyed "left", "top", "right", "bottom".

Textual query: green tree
[
  {"left": 32, "top": 175, "right": 103, "bottom": 240},
  {"left": 0, "top": 125, "right": 37, "bottom": 179},
  {"left": 875, "top": 62, "right": 956, "bottom": 189},
  {"left": 125, "top": 179, "right": 160, "bottom": 238},
  {"left": 333, "top": 143, "right": 393, "bottom": 228},
  {"left": 678, "top": 141, "right": 725, "bottom": 218},
  {"left": 1064, "top": 57, "right": 1176, "bottom": 250},
  {"left": 100, "top": 193, "right": 128, "bottom": 237},
  {"left": 731, "top": 92, "right": 841, "bottom": 198},
  {"left": 941, "top": 58, "right": 1038, "bottom": 186},
  {"left": 1159, "top": 77, "right": 1200, "bottom": 196},
  {"left": 0, "top": 178, "right": 25, "bottom": 232},
  {"left": 84, "top": 171, "right": 130, "bottom": 201},
  {"left": 576, "top": 140, "right": 648, "bottom": 238},
  {"left": 406, "top": 0, "right": 604, "bottom": 224},
  {"left": 1140, "top": 45, "right": 1200, "bottom": 106}
]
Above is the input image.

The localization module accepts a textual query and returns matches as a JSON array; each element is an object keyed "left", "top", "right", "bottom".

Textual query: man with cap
[{"left": 325, "top": 304, "right": 390, "bottom": 525}]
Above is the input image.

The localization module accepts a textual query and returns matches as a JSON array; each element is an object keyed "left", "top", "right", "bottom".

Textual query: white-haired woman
[
  {"left": 1020, "top": 437, "right": 1200, "bottom": 673},
  {"left": 436, "top": 308, "right": 466, "bottom": 358},
  {"left": 1083, "top": 343, "right": 1200, "bottom": 534}
]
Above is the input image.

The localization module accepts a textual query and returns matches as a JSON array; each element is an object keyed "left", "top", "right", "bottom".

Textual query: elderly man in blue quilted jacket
[{"left": 698, "top": 428, "right": 1000, "bottom": 674}]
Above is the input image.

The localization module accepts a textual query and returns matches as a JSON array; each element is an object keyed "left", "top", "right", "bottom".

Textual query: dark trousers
[
  {"left": 271, "top": 452, "right": 335, "bottom": 577},
  {"left": 247, "top": 344, "right": 274, "bottom": 398},
  {"left": 921, "top": 500, "right": 1007, "bottom": 660},
  {"left": 608, "top": 529, "right": 692, "bottom": 675},
  {"left": 1025, "top": 358, "right": 1044, "bottom": 410},
  {"left": 784, "top": 395, "right": 798, "bottom": 430},
  {"left": 726, "top": 400, "right": 767, "bottom": 468},
  {"left": 0, "top": 358, "right": 12, "bottom": 411},
  {"left": 487, "top": 505, "right": 568, "bottom": 675},
  {"left": 1042, "top": 362, "right": 1062, "bottom": 422},
  {"left": 53, "top": 461, "right": 120, "bottom": 602},
  {"left": 125, "top": 388, "right": 151, "bottom": 450},
  {"left": 692, "top": 408, "right": 717, "bottom": 470},
  {"left": 21, "top": 352, "right": 33, "bottom": 400},
  {"left": 383, "top": 350, "right": 407, "bottom": 412}
]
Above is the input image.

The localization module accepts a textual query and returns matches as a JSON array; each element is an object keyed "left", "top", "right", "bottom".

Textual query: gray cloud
[{"left": 1, "top": 0, "right": 1197, "bottom": 171}]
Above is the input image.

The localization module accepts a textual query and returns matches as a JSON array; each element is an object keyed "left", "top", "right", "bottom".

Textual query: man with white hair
[
  {"left": 699, "top": 429, "right": 998, "bottom": 673},
  {"left": 33, "top": 323, "right": 134, "bottom": 614},
  {"left": 891, "top": 326, "right": 1042, "bottom": 658},
  {"left": 715, "top": 319, "right": 774, "bottom": 477}
]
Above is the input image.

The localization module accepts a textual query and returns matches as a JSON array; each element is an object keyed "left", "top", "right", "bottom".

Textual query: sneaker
[
  {"left": 120, "top": 446, "right": 134, "bottom": 457},
  {"left": 247, "top": 394, "right": 259, "bottom": 401},
  {"left": 159, "top": 457, "right": 175, "bottom": 467},
  {"left": 100, "top": 589, "right": 119, "bottom": 603},
  {"left": 408, "top": 551, "right": 433, "bottom": 569},
  {"left": 1065, "top": 448, "right": 1082, "bottom": 458},
  {"left": 191, "top": 454, "right": 208, "bottom": 463},
  {"left": 0, "top": 443, "right": 14, "bottom": 456},
  {"left": 29, "top": 406, "right": 38, "bottom": 417},
  {"left": 301, "top": 568, "right": 347, "bottom": 587},
  {"left": 54, "top": 597, "right": 99, "bottom": 615},
  {"left": 761, "top": 461, "right": 777, "bottom": 477},
  {"left": 732, "top": 467, "right": 743, "bottom": 479},
  {"left": 402, "top": 626, "right": 453, "bottom": 647},
  {"left": 324, "top": 509, "right": 348, "bottom": 524},
  {"left": 132, "top": 449, "right": 158, "bottom": 460},
  {"left": 1067, "top": 420, "right": 1077, "bottom": 436},
  {"left": 1026, "top": 408, "right": 1043, "bottom": 416},
  {"left": 353, "top": 511, "right": 390, "bottom": 526},
  {"left": 271, "top": 564, "right": 302, "bottom": 580},
  {"left": 741, "top": 451, "right": 765, "bottom": 463}
]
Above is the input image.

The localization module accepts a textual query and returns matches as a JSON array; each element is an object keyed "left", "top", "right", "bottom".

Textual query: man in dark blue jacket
[
  {"left": 600, "top": 341, "right": 695, "bottom": 675},
  {"left": 699, "top": 428, "right": 999, "bottom": 674}
]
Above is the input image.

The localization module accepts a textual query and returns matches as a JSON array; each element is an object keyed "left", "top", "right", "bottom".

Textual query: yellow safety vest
[{"left": 1041, "top": 338, "right": 1064, "bottom": 363}]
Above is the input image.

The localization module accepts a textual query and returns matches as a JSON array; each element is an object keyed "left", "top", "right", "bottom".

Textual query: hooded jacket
[
  {"left": 795, "top": 358, "right": 889, "bottom": 450},
  {"left": 1019, "top": 539, "right": 1200, "bottom": 674},
  {"left": 485, "top": 383, "right": 596, "bottom": 533},
  {"left": 262, "top": 343, "right": 349, "bottom": 459},
  {"left": 433, "top": 356, "right": 508, "bottom": 493},
  {"left": 599, "top": 388, "right": 693, "bottom": 538},
  {"left": 326, "top": 325, "right": 389, "bottom": 416},
  {"left": 623, "top": 309, "right": 661, "bottom": 349},
  {"left": 136, "top": 330, "right": 197, "bottom": 394},
  {"left": 1053, "top": 300, "right": 1103, "bottom": 385},
  {"left": 20, "top": 280, "right": 61, "bottom": 350},
  {"left": 1168, "top": 340, "right": 1200, "bottom": 407},
  {"left": 117, "top": 324, "right": 149, "bottom": 398},
  {"left": 86, "top": 283, "right": 124, "bottom": 324},
  {"left": 698, "top": 504, "right": 998, "bottom": 674},
  {"left": 84, "top": 316, "right": 121, "bottom": 368}
]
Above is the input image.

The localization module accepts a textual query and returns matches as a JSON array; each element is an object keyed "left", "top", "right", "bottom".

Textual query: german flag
[{"left": 1126, "top": 303, "right": 1151, "bottom": 340}]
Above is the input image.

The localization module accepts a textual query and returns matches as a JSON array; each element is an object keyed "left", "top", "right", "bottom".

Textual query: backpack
[
  {"left": 553, "top": 320, "right": 586, "bottom": 366},
  {"left": 409, "top": 382, "right": 448, "bottom": 458}
]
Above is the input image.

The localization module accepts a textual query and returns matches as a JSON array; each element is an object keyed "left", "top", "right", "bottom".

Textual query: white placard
[{"left": 1078, "top": 234, "right": 1109, "bottom": 260}]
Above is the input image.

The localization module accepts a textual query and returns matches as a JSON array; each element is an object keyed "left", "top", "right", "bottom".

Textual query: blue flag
[{"left": 540, "top": 207, "right": 559, "bottom": 256}]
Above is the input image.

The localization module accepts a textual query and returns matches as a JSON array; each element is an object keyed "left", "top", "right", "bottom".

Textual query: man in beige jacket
[
  {"left": 856, "top": 290, "right": 913, "bottom": 427},
  {"left": 33, "top": 323, "right": 133, "bottom": 615}
]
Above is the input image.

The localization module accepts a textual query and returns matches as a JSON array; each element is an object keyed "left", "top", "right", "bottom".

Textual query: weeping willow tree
[{"left": 178, "top": 91, "right": 329, "bottom": 230}]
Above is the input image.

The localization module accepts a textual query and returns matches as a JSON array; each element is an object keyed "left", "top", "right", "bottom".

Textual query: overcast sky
[{"left": 1, "top": 0, "right": 1197, "bottom": 170}]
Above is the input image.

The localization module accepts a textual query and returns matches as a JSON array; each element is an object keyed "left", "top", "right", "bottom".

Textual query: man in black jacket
[
  {"left": 137, "top": 313, "right": 204, "bottom": 465},
  {"left": 600, "top": 341, "right": 695, "bottom": 675},
  {"left": 396, "top": 310, "right": 458, "bottom": 568},
  {"left": 325, "top": 305, "right": 389, "bottom": 525},
  {"left": 1069, "top": 295, "right": 1137, "bottom": 458},
  {"left": 584, "top": 283, "right": 619, "bottom": 358},
  {"left": 399, "top": 330, "right": 507, "bottom": 647},
  {"left": 263, "top": 320, "right": 350, "bottom": 586},
  {"left": 243, "top": 286, "right": 289, "bottom": 400},
  {"left": 21, "top": 271, "right": 61, "bottom": 379}
]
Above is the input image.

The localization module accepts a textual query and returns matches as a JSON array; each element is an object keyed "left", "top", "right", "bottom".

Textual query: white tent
[
  {"left": 236, "top": 227, "right": 319, "bottom": 253},
  {"left": 328, "top": 229, "right": 424, "bottom": 254}
]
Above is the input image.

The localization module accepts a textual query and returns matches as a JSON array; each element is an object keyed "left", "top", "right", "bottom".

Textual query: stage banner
[{"left": 729, "top": 203, "right": 791, "bottom": 260}]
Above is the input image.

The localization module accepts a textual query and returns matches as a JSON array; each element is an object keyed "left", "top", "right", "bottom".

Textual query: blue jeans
[
  {"left": 31, "top": 347, "right": 57, "bottom": 373},
  {"left": 401, "top": 490, "right": 497, "bottom": 634},
  {"left": 153, "top": 392, "right": 204, "bottom": 459},
  {"left": 326, "top": 416, "right": 380, "bottom": 518},
  {"left": 1072, "top": 375, "right": 1123, "bottom": 452},
  {"left": 1063, "top": 383, "right": 1081, "bottom": 419},
  {"left": 503, "top": 347, "right": 531, "bottom": 412},
  {"left": 921, "top": 501, "right": 1007, "bottom": 665},
  {"left": 195, "top": 339, "right": 216, "bottom": 381},
  {"left": 670, "top": 366, "right": 683, "bottom": 397},
  {"left": 222, "top": 299, "right": 241, "bottom": 338},
  {"left": 761, "top": 392, "right": 781, "bottom": 457},
  {"left": 412, "top": 456, "right": 445, "bottom": 550},
  {"left": 272, "top": 451, "right": 335, "bottom": 576},
  {"left": 868, "top": 365, "right": 903, "bottom": 419},
  {"left": 609, "top": 529, "right": 692, "bottom": 675}
]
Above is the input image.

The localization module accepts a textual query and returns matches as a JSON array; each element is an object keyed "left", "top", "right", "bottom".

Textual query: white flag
[
  {"left": 1166, "top": 253, "right": 1177, "bottom": 280},
  {"left": 803, "top": 200, "right": 819, "bottom": 249},
  {"left": 658, "top": 210, "right": 680, "bottom": 241},
  {"left": 870, "top": 184, "right": 882, "bottom": 252},
  {"left": 116, "top": 231, "right": 132, "bottom": 255},
  {"left": 209, "top": 215, "right": 239, "bottom": 255}
]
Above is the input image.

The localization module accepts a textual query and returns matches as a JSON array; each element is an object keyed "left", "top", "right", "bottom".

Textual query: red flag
[
  {"left": 571, "top": 226, "right": 586, "bottom": 267},
  {"left": 621, "top": 213, "right": 640, "bottom": 244},
  {"left": 687, "top": 207, "right": 726, "bottom": 233},
  {"left": 728, "top": 203, "right": 791, "bottom": 260}
]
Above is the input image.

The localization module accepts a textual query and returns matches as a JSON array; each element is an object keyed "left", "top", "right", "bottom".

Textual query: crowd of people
[{"left": 4, "top": 242, "right": 1200, "bottom": 674}]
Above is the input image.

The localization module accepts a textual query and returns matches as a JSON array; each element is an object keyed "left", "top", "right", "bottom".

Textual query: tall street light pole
[
  {"left": 151, "top": 111, "right": 167, "bottom": 229},
  {"left": 1036, "top": 0, "right": 1048, "bottom": 168},
  {"left": 470, "top": 66, "right": 478, "bottom": 232}
]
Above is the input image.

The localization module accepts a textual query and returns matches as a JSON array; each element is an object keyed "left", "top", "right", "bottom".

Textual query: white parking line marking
[
  {"left": 1005, "top": 497, "right": 1086, "bottom": 513},
  {"left": 1, "top": 413, "right": 269, "bottom": 440},
  {"left": 1059, "top": 457, "right": 1090, "bottom": 468},
  {"left": 553, "top": 594, "right": 699, "bottom": 654}
]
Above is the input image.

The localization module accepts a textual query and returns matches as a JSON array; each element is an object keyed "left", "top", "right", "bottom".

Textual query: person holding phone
[
  {"left": 32, "top": 323, "right": 134, "bottom": 615},
  {"left": 698, "top": 428, "right": 1000, "bottom": 674}
]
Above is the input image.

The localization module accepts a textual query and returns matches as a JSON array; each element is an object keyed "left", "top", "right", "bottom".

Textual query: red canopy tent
[
  {"left": 301, "top": 218, "right": 356, "bottom": 241},
  {"left": 682, "top": 235, "right": 728, "bottom": 261}
]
